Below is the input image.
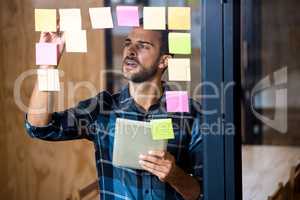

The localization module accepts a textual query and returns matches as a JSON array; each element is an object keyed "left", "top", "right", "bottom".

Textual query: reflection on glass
[{"left": 241, "top": 1, "right": 300, "bottom": 200}]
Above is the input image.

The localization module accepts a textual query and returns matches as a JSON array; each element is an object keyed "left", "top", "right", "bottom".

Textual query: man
[{"left": 25, "top": 19, "right": 203, "bottom": 200}]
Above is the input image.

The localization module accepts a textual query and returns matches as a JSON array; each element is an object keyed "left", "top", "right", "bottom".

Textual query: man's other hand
[{"left": 139, "top": 150, "right": 178, "bottom": 183}]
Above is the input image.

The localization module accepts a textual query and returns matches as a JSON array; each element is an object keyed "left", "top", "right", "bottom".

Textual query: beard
[
  {"left": 124, "top": 66, "right": 158, "bottom": 83},
  {"left": 122, "top": 57, "right": 160, "bottom": 83}
]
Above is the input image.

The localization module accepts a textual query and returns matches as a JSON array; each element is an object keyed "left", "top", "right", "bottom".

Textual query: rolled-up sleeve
[
  {"left": 24, "top": 91, "right": 112, "bottom": 141},
  {"left": 25, "top": 113, "right": 61, "bottom": 139},
  {"left": 24, "top": 110, "right": 89, "bottom": 141}
]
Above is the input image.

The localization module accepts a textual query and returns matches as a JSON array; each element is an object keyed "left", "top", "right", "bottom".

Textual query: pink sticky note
[
  {"left": 116, "top": 6, "right": 139, "bottom": 27},
  {"left": 166, "top": 91, "right": 189, "bottom": 112},
  {"left": 36, "top": 43, "right": 58, "bottom": 66}
]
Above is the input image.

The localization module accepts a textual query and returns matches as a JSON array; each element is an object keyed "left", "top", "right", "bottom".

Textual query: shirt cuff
[{"left": 24, "top": 113, "right": 56, "bottom": 138}]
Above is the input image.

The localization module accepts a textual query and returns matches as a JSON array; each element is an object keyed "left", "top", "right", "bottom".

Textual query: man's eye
[
  {"left": 124, "top": 42, "right": 130, "bottom": 47},
  {"left": 138, "top": 44, "right": 150, "bottom": 49}
]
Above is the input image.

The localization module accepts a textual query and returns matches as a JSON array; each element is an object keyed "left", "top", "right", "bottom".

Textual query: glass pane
[
  {"left": 105, "top": 0, "right": 203, "bottom": 199},
  {"left": 241, "top": 1, "right": 300, "bottom": 199},
  {"left": 108, "top": 0, "right": 201, "bottom": 97}
]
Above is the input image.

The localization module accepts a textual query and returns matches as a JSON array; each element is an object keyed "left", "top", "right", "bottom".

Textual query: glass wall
[
  {"left": 241, "top": 0, "right": 300, "bottom": 199},
  {"left": 107, "top": 0, "right": 201, "bottom": 99}
]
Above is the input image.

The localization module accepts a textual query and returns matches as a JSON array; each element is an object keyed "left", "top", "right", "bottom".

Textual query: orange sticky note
[
  {"left": 35, "top": 9, "right": 57, "bottom": 32},
  {"left": 168, "top": 7, "right": 191, "bottom": 30}
]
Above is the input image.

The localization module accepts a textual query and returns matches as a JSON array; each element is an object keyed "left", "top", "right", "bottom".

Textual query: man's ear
[{"left": 158, "top": 54, "right": 172, "bottom": 71}]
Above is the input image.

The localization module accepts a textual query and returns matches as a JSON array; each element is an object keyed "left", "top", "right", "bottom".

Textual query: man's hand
[
  {"left": 39, "top": 17, "right": 65, "bottom": 67},
  {"left": 28, "top": 19, "right": 65, "bottom": 126},
  {"left": 139, "top": 150, "right": 201, "bottom": 200},
  {"left": 139, "top": 150, "right": 177, "bottom": 182}
]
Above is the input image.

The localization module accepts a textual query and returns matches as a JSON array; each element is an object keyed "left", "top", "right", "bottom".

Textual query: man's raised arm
[{"left": 27, "top": 30, "right": 65, "bottom": 127}]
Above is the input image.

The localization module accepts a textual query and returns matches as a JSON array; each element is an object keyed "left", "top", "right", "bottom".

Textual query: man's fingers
[
  {"left": 148, "top": 150, "right": 166, "bottom": 158},
  {"left": 139, "top": 154, "right": 171, "bottom": 166},
  {"left": 139, "top": 160, "right": 168, "bottom": 173},
  {"left": 142, "top": 165, "right": 165, "bottom": 179},
  {"left": 139, "top": 154, "right": 163, "bottom": 165},
  {"left": 60, "top": 32, "right": 66, "bottom": 42},
  {"left": 139, "top": 160, "right": 168, "bottom": 174},
  {"left": 40, "top": 32, "right": 51, "bottom": 42},
  {"left": 56, "top": 14, "right": 60, "bottom": 33}
]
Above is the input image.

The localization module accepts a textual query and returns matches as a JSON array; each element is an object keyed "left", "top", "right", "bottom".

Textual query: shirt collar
[{"left": 118, "top": 81, "right": 170, "bottom": 113}]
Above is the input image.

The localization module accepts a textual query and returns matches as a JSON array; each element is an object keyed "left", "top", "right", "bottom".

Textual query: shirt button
[{"left": 145, "top": 189, "right": 149, "bottom": 194}]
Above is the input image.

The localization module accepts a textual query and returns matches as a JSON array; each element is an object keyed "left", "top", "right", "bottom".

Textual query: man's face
[{"left": 122, "top": 28, "right": 163, "bottom": 83}]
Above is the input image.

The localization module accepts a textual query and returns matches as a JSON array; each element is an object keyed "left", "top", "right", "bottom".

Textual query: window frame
[{"left": 201, "top": 0, "right": 242, "bottom": 199}]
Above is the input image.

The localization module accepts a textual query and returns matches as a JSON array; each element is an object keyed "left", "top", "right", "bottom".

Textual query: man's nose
[{"left": 127, "top": 45, "right": 137, "bottom": 57}]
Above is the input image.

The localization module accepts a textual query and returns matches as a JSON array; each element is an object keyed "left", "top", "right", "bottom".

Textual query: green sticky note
[
  {"left": 168, "top": 32, "right": 191, "bottom": 54},
  {"left": 150, "top": 119, "right": 175, "bottom": 140}
]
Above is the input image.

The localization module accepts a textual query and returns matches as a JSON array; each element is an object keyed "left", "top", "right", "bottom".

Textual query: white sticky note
[
  {"left": 37, "top": 69, "right": 60, "bottom": 91},
  {"left": 89, "top": 7, "right": 114, "bottom": 29},
  {"left": 59, "top": 9, "right": 82, "bottom": 31},
  {"left": 143, "top": 7, "right": 166, "bottom": 30},
  {"left": 65, "top": 30, "right": 87, "bottom": 53},
  {"left": 168, "top": 58, "right": 191, "bottom": 81}
]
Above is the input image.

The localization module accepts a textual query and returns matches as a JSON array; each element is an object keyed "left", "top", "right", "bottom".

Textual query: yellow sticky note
[
  {"left": 150, "top": 119, "right": 174, "bottom": 140},
  {"left": 168, "top": 7, "right": 191, "bottom": 30},
  {"left": 35, "top": 9, "right": 57, "bottom": 32},
  {"left": 59, "top": 9, "right": 82, "bottom": 31},
  {"left": 168, "top": 32, "right": 191, "bottom": 54},
  {"left": 143, "top": 7, "right": 166, "bottom": 30},
  {"left": 168, "top": 58, "right": 191, "bottom": 81},
  {"left": 89, "top": 7, "right": 114, "bottom": 29},
  {"left": 65, "top": 30, "right": 87, "bottom": 53},
  {"left": 37, "top": 69, "right": 60, "bottom": 91}
]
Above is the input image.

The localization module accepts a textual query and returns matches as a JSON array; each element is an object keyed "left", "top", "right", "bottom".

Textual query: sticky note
[
  {"left": 65, "top": 30, "right": 87, "bottom": 53},
  {"left": 37, "top": 69, "right": 60, "bottom": 91},
  {"left": 150, "top": 119, "right": 175, "bottom": 140},
  {"left": 59, "top": 9, "right": 82, "bottom": 31},
  {"left": 168, "top": 58, "right": 191, "bottom": 81},
  {"left": 36, "top": 43, "right": 58, "bottom": 66},
  {"left": 168, "top": 7, "right": 191, "bottom": 30},
  {"left": 143, "top": 7, "right": 166, "bottom": 30},
  {"left": 35, "top": 9, "right": 57, "bottom": 32},
  {"left": 89, "top": 7, "right": 114, "bottom": 29},
  {"left": 116, "top": 6, "right": 139, "bottom": 27},
  {"left": 168, "top": 33, "right": 191, "bottom": 54},
  {"left": 166, "top": 91, "right": 189, "bottom": 112}
]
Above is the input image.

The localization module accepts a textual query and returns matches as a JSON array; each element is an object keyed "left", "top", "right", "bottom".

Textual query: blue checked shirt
[{"left": 25, "top": 83, "right": 203, "bottom": 200}]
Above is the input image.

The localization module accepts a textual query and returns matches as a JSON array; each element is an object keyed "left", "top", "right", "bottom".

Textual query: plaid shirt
[{"left": 25, "top": 83, "right": 203, "bottom": 200}]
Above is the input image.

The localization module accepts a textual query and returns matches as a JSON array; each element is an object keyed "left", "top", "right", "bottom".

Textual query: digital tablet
[{"left": 112, "top": 118, "right": 168, "bottom": 170}]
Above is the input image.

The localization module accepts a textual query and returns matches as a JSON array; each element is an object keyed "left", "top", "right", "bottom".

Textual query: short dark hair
[{"left": 139, "top": 18, "right": 170, "bottom": 55}]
